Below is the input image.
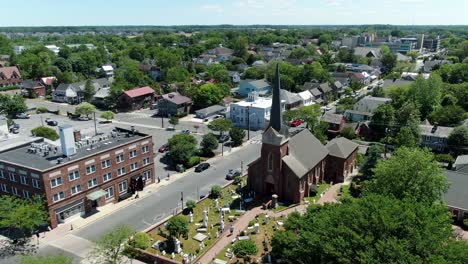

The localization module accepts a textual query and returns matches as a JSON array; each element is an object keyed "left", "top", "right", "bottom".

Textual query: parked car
[
  {"left": 45, "top": 118, "right": 58, "bottom": 126},
  {"left": 226, "top": 169, "right": 241, "bottom": 180},
  {"left": 290, "top": 119, "right": 302, "bottom": 127},
  {"left": 10, "top": 124, "right": 20, "bottom": 134},
  {"left": 181, "top": 129, "right": 190, "bottom": 134},
  {"left": 77, "top": 116, "right": 90, "bottom": 121},
  {"left": 15, "top": 113, "right": 30, "bottom": 119},
  {"left": 195, "top": 162, "right": 210, "bottom": 172},
  {"left": 158, "top": 144, "right": 169, "bottom": 153},
  {"left": 219, "top": 134, "right": 230, "bottom": 143}
]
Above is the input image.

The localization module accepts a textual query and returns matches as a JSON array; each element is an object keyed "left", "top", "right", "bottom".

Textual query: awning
[{"left": 86, "top": 189, "right": 107, "bottom": 200}]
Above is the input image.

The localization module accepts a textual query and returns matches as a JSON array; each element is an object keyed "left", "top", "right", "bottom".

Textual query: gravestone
[
  {"left": 254, "top": 223, "right": 259, "bottom": 234},
  {"left": 174, "top": 238, "right": 181, "bottom": 253},
  {"left": 264, "top": 214, "right": 269, "bottom": 225},
  {"left": 215, "top": 199, "right": 219, "bottom": 208},
  {"left": 189, "top": 211, "right": 193, "bottom": 223},
  {"left": 202, "top": 209, "right": 208, "bottom": 227},
  {"left": 272, "top": 194, "right": 278, "bottom": 209}
]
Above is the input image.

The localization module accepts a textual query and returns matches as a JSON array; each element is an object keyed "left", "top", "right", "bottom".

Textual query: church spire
[{"left": 270, "top": 64, "right": 282, "bottom": 132}]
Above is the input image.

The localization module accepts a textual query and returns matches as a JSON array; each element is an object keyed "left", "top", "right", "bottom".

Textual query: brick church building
[{"left": 247, "top": 65, "right": 358, "bottom": 204}]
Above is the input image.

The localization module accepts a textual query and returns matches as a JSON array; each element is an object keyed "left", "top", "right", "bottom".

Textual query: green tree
[
  {"left": 100, "top": 111, "right": 114, "bottom": 121},
  {"left": 387, "top": 85, "right": 410, "bottom": 109},
  {"left": 394, "top": 126, "right": 420, "bottom": 148},
  {"left": 168, "top": 134, "right": 197, "bottom": 165},
  {"left": 208, "top": 118, "right": 233, "bottom": 135},
  {"left": 233, "top": 240, "right": 258, "bottom": 261},
  {"left": 366, "top": 147, "right": 449, "bottom": 204},
  {"left": 185, "top": 200, "right": 196, "bottom": 212},
  {"left": 0, "top": 94, "right": 27, "bottom": 118},
  {"left": 31, "top": 126, "right": 60, "bottom": 141},
  {"left": 210, "top": 185, "right": 222, "bottom": 198},
  {"left": 271, "top": 194, "right": 461, "bottom": 264},
  {"left": 408, "top": 75, "right": 442, "bottom": 119},
  {"left": 380, "top": 45, "right": 397, "bottom": 73},
  {"left": 129, "top": 232, "right": 151, "bottom": 250},
  {"left": 229, "top": 127, "right": 246, "bottom": 147},
  {"left": 361, "top": 144, "right": 384, "bottom": 179},
  {"left": 339, "top": 127, "right": 356, "bottom": 140},
  {"left": 83, "top": 80, "right": 95, "bottom": 102},
  {"left": 406, "top": 51, "right": 418, "bottom": 62},
  {"left": 428, "top": 105, "right": 465, "bottom": 127},
  {"left": 166, "top": 216, "right": 189, "bottom": 239},
  {"left": 200, "top": 133, "right": 218, "bottom": 156},
  {"left": 0, "top": 195, "right": 48, "bottom": 239},
  {"left": 369, "top": 104, "right": 395, "bottom": 138},
  {"left": 19, "top": 254, "right": 73, "bottom": 264},
  {"left": 193, "top": 83, "right": 224, "bottom": 108},
  {"left": 88, "top": 225, "right": 135, "bottom": 264},
  {"left": 169, "top": 116, "right": 179, "bottom": 129},
  {"left": 448, "top": 126, "right": 468, "bottom": 150},
  {"left": 75, "top": 102, "right": 96, "bottom": 118},
  {"left": 166, "top": 66, "right": 190, "bottom": 83},
  {"left": 213, "top": 69, "right": 231, "bottom": 84}
]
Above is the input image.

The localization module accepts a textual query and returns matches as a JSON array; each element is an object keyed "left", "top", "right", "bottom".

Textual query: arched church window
[{"left": 268, "top": 152, "right": 273, "bottom": 172}]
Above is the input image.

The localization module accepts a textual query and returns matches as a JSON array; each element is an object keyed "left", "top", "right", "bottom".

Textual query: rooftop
[
  {"left": 445, "top": 170, "right": 468, "bottom": 210},
  {"left": 0, "top": 127, "right": 150, "bottom": 172},
  {"left": 123, "top": 86, "right": 155, "bottom": 98},
  {"left": 420, "top": 125, "right": 454, "bottom": 138},
  {"left": 233, "top": 97, "right": 272, "bottom": 109}
]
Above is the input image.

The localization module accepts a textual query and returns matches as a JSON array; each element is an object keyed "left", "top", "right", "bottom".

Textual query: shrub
[
  {"left": 233, "top": 176, "right": 242, "bottom": 185},
  {"left": 100, "top": 111, "right": 115, "bottom": 121},
  {"left": 210, "top": 185, "right": 222, "bottom": 198},
  {"left": 186, "top": 200, "right": 196, "bottom": 211},
  {"left": 36, "top": 107, "right": 48, "bottom": 113},
  {"left": 187, "top": 156, "right": 201, "bottom": 167},
  {"left": 233, "top": 240, "right": 258, "bottom": 259},
  {"left": 0, "top": 86, "right": 19, "bottom": 92},
  {"left": 248, "top": 220, "right": 256, "bottom": 227},
  {"left": 129, "top": 232, "right": 151, "bottom": 249},
  {"left": 31, "top": 126, "right": 59, "bottom": 141}
]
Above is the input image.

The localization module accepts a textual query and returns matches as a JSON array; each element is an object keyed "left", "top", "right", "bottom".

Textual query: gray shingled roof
[
  {"left": 326, "top": 137, "right": 359, "bottom": 159},
  {"left": 162, "top": 92, "right": 192, "bottom": 105},
  {"left": 419, "top": 125, "right": 454, "bottom": 138},
  {"left": 282, "top": 129, "right": 329, "bottom": 178},
  {"left": 195, "top": 105, "right": 225, "bottom": 116},
  {"left": 319, "top": 83, "right": 332, "bottom": 93},
  {"left": 321, "top": 112, "right": 344, "bottom": 125},
  {"left": 248, "top": 79, "right": 270, "bottom": 89},
  {"left": 280, "top": 89, "right": 301, "bottom": 105},
  {"left": 444, "top": 170, "right": 468, "bottom": 210},
  {"left": 353, "top": 47, "right": 382, "bottom": 58},
  {"left": 310, "top": 88, "right": 322, "bottom": 97}
]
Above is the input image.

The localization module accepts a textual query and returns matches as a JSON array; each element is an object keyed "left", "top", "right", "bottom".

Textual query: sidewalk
[{"left": 197, "top": 183, "right": 342, "bottom": 264}]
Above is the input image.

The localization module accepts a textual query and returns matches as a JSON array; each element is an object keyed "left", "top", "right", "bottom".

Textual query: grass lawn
[
  {"left": 338, "top": 185, "right": 352, "bottom": 200},
  {"left": 215, "top": 213, "right": 283, "bottom": 263},
  {"left": 304, "top": 183, "right": 330, "bottom": 204},
  {"left": 146, "top": 184, "right": 247, "bottom": 261}
]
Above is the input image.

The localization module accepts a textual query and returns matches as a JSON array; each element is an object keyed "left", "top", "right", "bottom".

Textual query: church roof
[
  {"left": 283, "top": 129, "right": 329, "bottom": 178},
  {"left": 326, "top": 137, "right": 359, "bottom": 159}
]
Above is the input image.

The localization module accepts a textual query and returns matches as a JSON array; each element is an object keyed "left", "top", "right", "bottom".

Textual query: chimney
[
  {"left": 73, "top": 130, "right": 81, "bottom": 142},
  {"left": 59, "top": 125, "right": 76, "bottom": 157}
]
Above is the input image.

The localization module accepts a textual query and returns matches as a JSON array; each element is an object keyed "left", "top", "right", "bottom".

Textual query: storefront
[{"left": 55, "top": 200, "right": 84, "bottom": 224}]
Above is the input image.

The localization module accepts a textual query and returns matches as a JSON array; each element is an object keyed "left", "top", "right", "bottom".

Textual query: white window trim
[
  {"left": 53, "top": 192, "right": 65, "bottom": 203},
  {"left": 12, "top": 187, "right": 19, "bottom": 196},
  {"left": 20, "top": 175, "right": 28, "bottom": 185},
  {"left": 1, "top": 183, "right": 8, "bottom": 193},
  {"left": 71, "top": 185, "right": 82, "bottom": 195},
  {"left": 88, "top": 178, "right": 98, "bottom": 188},
  {"left": 23, "top": 190, "right": 30, "bottom": 199},
  {"left": 32, "top": 179, "right": 40, "bottom": 189},
  {"left": 69, "top": 171, "right": 80, "bottom": 181},
  {"left": 50, "top": 177, "right": 63, "bottom": 188},
  {"left": 119, "top": 181, "right": 127, "bottom": 194},
  {"left": 103, "top": 172, "right": 112, "bottom": 182},
  {"left": 116, "top": 154, "right": 125, "bottom": 164},
  {"left": 86, "top": 165, "right": 97, "bottom": 175},
  {"left": 105, "top": 187, "right": 114, "bottom": 200},
  {"left": 130, "top": 162, "right": 138, "bottom": 171},
  {"left": 101, "top": 160, "right": 111, "bottom": 169},
  {"left": 129, "top": 150, "right": 137, "bottom": 159},
  {"left": 117, "top": 167, "right": 126, "bottom": 176}
]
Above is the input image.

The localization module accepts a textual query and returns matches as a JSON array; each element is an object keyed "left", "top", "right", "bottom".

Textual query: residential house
[
  {"left": 194, "top": 54, "right": 218, "bottom": 65},
  {"left": 53, "top": 78, "right": 110, "bottom": 104},
  {"left": 353, "top": 47, "right": 382, "bottom": 66},
  {"left": 228, "top": 71, "right": 241, "bottom": 84},
  {"left": 318, "top": 83, "right": 333, "bottom": 102},
  {"left": 310, "top": 88, "right": 324, "bottom": 104},
  {"left": 401, "top": 72, "right": 430, "bottom": 80},
  {"left": 0, "top": 66, "right": 22, "bottom": 87},
  {"left": 21, "top": 80, "right": 46, "bottom": 98},
  {"left": 101, "top": 65, "right": 114, "bottom": 78},
  {"left": 445, "top": 156, "right": 468, "bottom": 224},
  {"left": 298, "top": 90, "right": 314, "bottom": 106},
  {"left": 0, "top": 55, "right": 10, "bottom": 67},
  {"left": 45, "top": 45, "right": 60, "bottom": 55},
  {"left": 420, "top": 124, "right": 454, "bottom": 152},
  {"left": 207, "top": 47, "right": 234, "bottom": 62},
  {"left": 118, "top": 86, "right": 156, "bottom": 112},
  {"left": 325, "top": 137, "right": 359, "bottom": 183},
  {"left": 157, "top": 92, "right": 193, "bottom": 117},
  {"left": 230, "top": 92, "right": 282, "bottom": 130},
  {"left": 345, "top": 96, "right": 392, "bottom": 122},
  {"left": 237, "top": 79, "right": 271, "bottom": 97},
  {"left": 280, "top": 89, "right": 302, "bottom": 110},
  {"left": 321, "top": 112, "right": 346, "bottom": 137},
  {"left": 423, "top": 60, "right": 451, "bottom": 73},
  {"left": 195, "top": 105, "right": 226, "bottom": 119}
]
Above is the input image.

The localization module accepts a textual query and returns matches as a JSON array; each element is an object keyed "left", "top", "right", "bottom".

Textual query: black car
[
  {"left": 219, "top": 134, "right": 230, "bottom": 143},
  {"left": 195, "top": 162, "right": 210, "bottom": 172},
  {"left": 45, "top": 118, "right": 58, "bottom": 126}
]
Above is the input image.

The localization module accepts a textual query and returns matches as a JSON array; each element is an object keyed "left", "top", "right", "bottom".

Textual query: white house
[
  {"left": 45, "top": 45, "right": 60, "bottom": 55},
  {"left": 298, "top": 90, "right": 315, "bottom": 106},
  {"left": 229, "top": 92, "right": 285, "bottom": 130},
  {"left": 101, "top": 65, "right": 114, "bottom": 78}
]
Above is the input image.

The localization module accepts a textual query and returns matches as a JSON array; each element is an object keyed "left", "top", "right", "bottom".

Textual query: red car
[
  {"left": 158, "top": 144, "right": 169, "bottom": 153},
  {"left": 290, "top": 119, "right": 302, "bottom": 127}
]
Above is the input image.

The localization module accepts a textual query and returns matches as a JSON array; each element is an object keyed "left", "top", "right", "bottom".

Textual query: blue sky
[{"left": 2, "top": 0, "right": 467, "bottom": 26}]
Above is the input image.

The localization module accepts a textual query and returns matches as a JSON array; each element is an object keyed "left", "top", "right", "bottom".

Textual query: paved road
[{"left": 74, "top": 141, "right": 260, "bottom": 241}]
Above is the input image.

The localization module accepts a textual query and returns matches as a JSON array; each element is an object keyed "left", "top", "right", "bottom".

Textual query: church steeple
[{"left": 270, "top": 64, "right": 282, "bottom": 132}]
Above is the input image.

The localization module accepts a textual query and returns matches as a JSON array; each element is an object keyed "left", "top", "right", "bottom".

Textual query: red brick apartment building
[{"left": 0, "top": 126, "right": 154, "bottom": 228}]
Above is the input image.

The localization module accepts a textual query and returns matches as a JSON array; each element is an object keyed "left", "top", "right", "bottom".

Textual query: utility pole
[
  {"left": 161, "top": 115, "right": 164, "bottom": 128},
  {"left": 40, "top": 116, "right": 44, "bottom": 127},
  {"left": 180, "top": 191, "right": 184, "bottom": 211},
  {"left": 247, "top": 106, "right": 250, "bottom": 140},
  {"left": 221, "top": 143, "right": 224, "bottom": 156},
  {"left": 93, "top": 112, "right": 98, "bottom": 136},
  {"left": 241, "top": 161, "right": 244, "bottom": 175}
]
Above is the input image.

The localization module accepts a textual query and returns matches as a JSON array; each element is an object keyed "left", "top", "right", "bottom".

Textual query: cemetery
[{"left": 139, "top": 181, "right": 254, "bottom": 262}]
